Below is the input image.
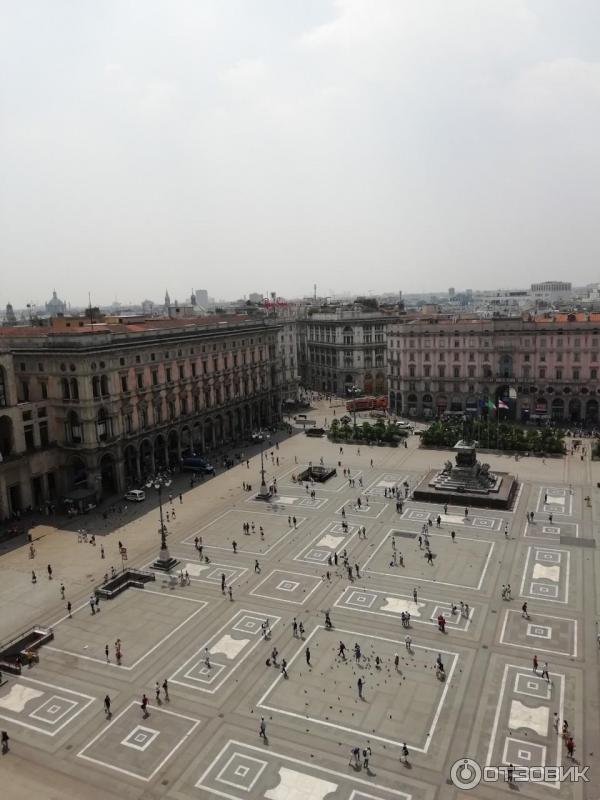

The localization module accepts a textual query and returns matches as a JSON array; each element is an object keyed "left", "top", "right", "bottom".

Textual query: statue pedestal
[{"left": 152, "top": 546, "right": 179, "bottom": 572}]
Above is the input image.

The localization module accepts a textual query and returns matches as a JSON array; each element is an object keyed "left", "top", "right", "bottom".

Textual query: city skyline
[{"left": 3, "top": 2, "right": 600, "bottom": 307}]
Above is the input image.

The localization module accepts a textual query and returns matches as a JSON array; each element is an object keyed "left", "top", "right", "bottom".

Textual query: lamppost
[
  {"left": 146, "top": 471, "right": 179, "bottom": 572},
  {"left": 255, "top": 432, "right": 271, "bottom": 501}
]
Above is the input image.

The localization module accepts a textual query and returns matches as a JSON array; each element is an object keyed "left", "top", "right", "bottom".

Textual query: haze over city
[{"left": 3, "top": 1, "right": 600, "bottom": 308}]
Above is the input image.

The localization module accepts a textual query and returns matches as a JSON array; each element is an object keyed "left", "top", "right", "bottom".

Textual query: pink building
[{"left": 388, "top": 312, "right": 600, "bottom": 423}]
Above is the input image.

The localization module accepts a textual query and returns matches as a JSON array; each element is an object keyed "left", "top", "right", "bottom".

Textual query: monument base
[
  {"left": 152, "top": 547, "right": 180, "bottom": 572},
  {"left": 413, "top": 469, "right": 518, "bottom": 510},
  {"left": 255, "top": 483, "right": 272, "bottom": 502}
]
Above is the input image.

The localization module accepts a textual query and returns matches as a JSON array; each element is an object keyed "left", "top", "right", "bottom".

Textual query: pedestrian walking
[
  {"left": 162, "top": 678, "right": 169, "bottom": 701},
  {"left": 254, "top": 559, "right": 261, "bottom": 573},
  {"left": 405, "top": 634, "right": 412, "bottom": 652},
  {"left": 394, "top": 653, "right": 400, "bottom": 670},
  {"left": 47, "top": 564, "right": 53, "bottom": 580},
  {"left": 553, "top": 712, "right": 559, "bottom": 733},
  {"left": 228, "top": 586, "right": 233, "bottom": 601},
  {"left": 362, "top": 746, "right": 371, "bottom": 771},
  {"left": 89, "top": 595, "right": 96, "bottom": 615},
  {"left": 179, "top": 493, "right": 183, "bottom": 504},
  {"left": 413, "top": 587, "right": 418, "bottom": 603},
  {"left": 338, "top": 641, "right": 346, "bottom": 659},
  {"left": 155, "top": 682, "right": 161, "bottom": 702},
  {"left": 566, "top": 736, "right": 575, "bottom": 759},
  {"left": 103, "top": 694, "right": 111, "bottom": 717},
  {"left": 141, "top": 694, "right": 149, "bottom": 718},
  {"left": 232, "top": 540, "right": 237, "bottom": 554},
  {"left": 105, "top": 644, "right": 110, "bottom": 662},
  {"left": 522, "top": 602, "right": 529, "bottom": 619},
  {"left": 259, "top": 717, "right": 267, "bottom": 739},
  {"left": 67, "top": 600, "right": 72, "bottom": 618},
  {"left": 305, "top": 647, "right": 311, "bottom": 666},
  {"left": 298, "top": 621, "right": 305, "bottom": 638},
  {"left": 357, "top": 677, "right": 364, "bottom": 699},
  {"left": 541, "top": 661, "right": 550, "bottom": 682},
  {"left": 533, "top": 654, "right": 538, "bottom": 673},
  {"left": 400, "top": 743, "right": 409, "bottom": 764},
  {"left": 349, "top": 746, "right": 361, "bottom": 768}
]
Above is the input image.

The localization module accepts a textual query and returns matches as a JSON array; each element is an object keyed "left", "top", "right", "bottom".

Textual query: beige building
[
  {"left": 388, "top": 311, "right": 600, "bottom": 423},
  {"left": 299, "top": 306, "right": 401, "bottom": 396},
  {"left": 0, "top": 316, "right": 282, "bottom": 519}
]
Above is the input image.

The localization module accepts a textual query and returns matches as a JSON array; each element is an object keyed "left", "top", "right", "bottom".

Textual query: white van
[{"left": 124, "top": 489, "right": 146, "bottom": 502}]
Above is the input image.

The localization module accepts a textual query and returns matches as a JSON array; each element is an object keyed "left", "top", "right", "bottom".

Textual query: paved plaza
[{"left": 0, "top": 402, "right": 598, "bottom": 799}]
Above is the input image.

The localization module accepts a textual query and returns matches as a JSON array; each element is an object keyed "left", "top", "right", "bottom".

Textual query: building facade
[
  {"left": 0, "top": 316, "right": 282, "bottom": 519},
  {"left": 299, "top": 307, "right": 399, "bottom": 396},
  {"left": 388, "top": 312, "right": 600, "bottom": 423}
]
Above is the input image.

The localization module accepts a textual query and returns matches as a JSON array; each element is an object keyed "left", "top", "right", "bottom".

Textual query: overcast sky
[{"left": 2, "top": 1, "right": 600, "bottom": 309}]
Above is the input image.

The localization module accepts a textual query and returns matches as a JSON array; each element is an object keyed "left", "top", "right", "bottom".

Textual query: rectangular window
[
  {"left": 409, "top": 365, "right": 415, "bottom": 377},
  {"left": 137, "top": 373, "right": 144, "bottom": 389},
  {"left": 424, "top": 353, "right": 430, "bottom": 362},
  {"left": 453, "top": 366, "right": 460, "bottom": 378},
  {"left": 166, "top": 367, "right": 172, "bottom": 383},
  {"left": 424, "top": 365, "right": 431, "bottom": 377},
  {"left": 591, "top": 368, "right": 598, "bottom": 380},
  {"left": 40, "top": 381, "right": 48, "bottom": 399},
  {"left": 468, "top": 352, "right": 474, "bottom": 361},
  {"left": 120, "top": 375, "right": 128, "bottom": 392},
  {"left": 573, "top": 368, "right": 580, "bottom": 380},
  {"left": 539, "top": 367, "right": 546, "bottom": 378},
  {"left": 39, "top": 420, "right": 49, "bottom": 447},
  {"left": 179, "top": 364, "right": 185, "bottom": 379},
  {"left": 591, "top": 352, "right": 598, "bottom": 362},
  {"left": 573, "top": 352, "right": 580, "bottom": 362},
  {"left": 24, "top": 425, "right": 35, "bottom": 451},
  {"left": 438, "top": 365, "right": 445, "bottom": 378},
  {"left": 555, "top": 368, "right": 562, "bottom": 380},
  {"left": 468, "top": 365, "right": 475, "bottom": 378},
  {"left": 152, "top": 370, "right": 158, "bottom": 386}
]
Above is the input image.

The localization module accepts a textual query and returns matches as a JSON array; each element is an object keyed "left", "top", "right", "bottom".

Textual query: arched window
[
  {"left": 92, "top": 376, "right": 100, "bottom": 399},
  {"left": 66, "top": 410, "right": 82, "bottom": 443},
  {"left": 62, "top": 377, "right": 71, "bottom": 400},
  {"left": 97, "top": 408, "right": 110, "bottom": 441},
  {"left": 100, "top": 375, "right": 109, "bottom": 396},
  {"left": 0, "top": 367, "right": 7, "bottom": 407},
  {"left": 343, "top": 326, "right": 354, "bottom": 346},
  {"left": 70, "top": 378, "right": 79, "bottom": 400}
]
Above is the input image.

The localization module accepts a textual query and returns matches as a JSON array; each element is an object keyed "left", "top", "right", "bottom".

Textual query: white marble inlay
[
  {"left": 0, "top": 684, "right": 44, "bottom": 712},
  {"left": 532, "top": 564, "right": 560, "bottom": 582},
  {"left": 265, "top": 767, "right": 338, "bottom": 800},
  {"left": 380, "top": 598, "right": 423, "bottom": 617},
  {"left": 508, "top": 700, "right": 549, "bottom": 736},
  {"left": 210, "top": 635, "right": 249, "bottom": 660},
  {"left": 316, "top": 534, "right": 345, "bottom": 549}
]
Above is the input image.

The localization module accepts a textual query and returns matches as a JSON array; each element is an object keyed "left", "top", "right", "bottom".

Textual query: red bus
[{"left": 346, "top": 396, "right": 388, "bottom": 412}]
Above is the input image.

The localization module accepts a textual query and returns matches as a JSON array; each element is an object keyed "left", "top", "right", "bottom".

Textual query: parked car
[{"left": 124, "top": 489, "right": 146, "bottom": 502}]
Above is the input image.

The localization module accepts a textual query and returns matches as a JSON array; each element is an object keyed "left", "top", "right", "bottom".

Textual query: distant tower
[
  {"left": 448, "top": 287, "right": 455, "bottom": 298},
  {"left": 190, "top": 289, "right": 196, "bottom": 306},
  {"left": 314, "top": 283, "right": 317, "bottom": 301},
  {"left": 164, "top": 290, "right": 170, "bottom": 310},
  {"left": 5, "top": 303, "right": 16, "bottom": 324}
]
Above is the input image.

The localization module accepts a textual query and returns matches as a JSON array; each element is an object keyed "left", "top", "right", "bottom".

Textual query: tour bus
[{"left": 345, "top": 396, "right": 388, "bottom": 413}]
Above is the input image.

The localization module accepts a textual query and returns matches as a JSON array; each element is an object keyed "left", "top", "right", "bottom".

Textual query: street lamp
[
  {"left": 255, "top": 431, "right": 272, "bottom": 501},
  {"left": 146, "top": 471, "right": 180, "bottom": 572}
]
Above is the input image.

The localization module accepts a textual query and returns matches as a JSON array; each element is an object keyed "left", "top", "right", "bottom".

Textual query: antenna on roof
[{"left": 88, "top": 292, "right": 94, "bottom": 326}]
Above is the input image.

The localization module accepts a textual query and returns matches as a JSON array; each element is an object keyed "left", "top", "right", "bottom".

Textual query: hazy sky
[{"left": 2, "top": 1, "right": 600, "bottom": 308}]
